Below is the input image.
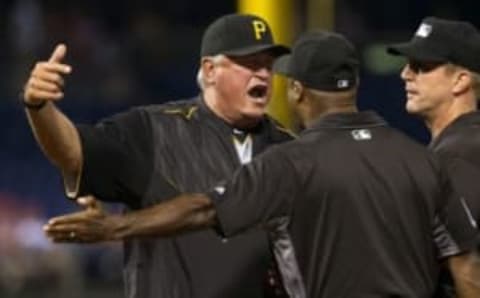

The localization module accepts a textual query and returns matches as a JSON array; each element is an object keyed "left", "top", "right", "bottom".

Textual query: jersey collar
[{"left": 302, "top": 110, "right": 387, "bottom": 134}]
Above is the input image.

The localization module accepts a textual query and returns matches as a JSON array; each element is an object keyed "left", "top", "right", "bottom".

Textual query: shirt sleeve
[
  {"left": 433, "top": 165, "right": 480, "bottom": 259},
  {"left": 209, "top": 146, "right": 301, "bottom": 238},
  {"left": 66, "top": 108, "right": 155, "bottom": 207},
  {"left": 442, "top": 155, "right": 480, "bottom": 224}
]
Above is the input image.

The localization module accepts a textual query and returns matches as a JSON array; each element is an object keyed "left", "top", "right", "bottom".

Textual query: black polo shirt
[
  {"left": 429, "top": 111, "right": 480, "bottom": 297},
  {"left": 71, "top": 96, "right": 293, "bottom": 298},
  {"left": 211, "top": 111, "right": 478, "bottom": 298},
  {"left": 429, "top": 111, "right": 480, "bottom": 225}
]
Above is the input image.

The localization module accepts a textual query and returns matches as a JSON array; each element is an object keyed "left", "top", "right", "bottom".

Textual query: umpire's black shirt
[
  {"left": 211, "top": 111, "right": 478, "bottom": 298},
  {"left": 71, "top": 96, "right": 293, "bottom": 298},
  {"left": 429, "top": 111, "right": 480, "bottom": 297},
  {"left": 429, "top": 111, "right": 480, "bottom": 225}
]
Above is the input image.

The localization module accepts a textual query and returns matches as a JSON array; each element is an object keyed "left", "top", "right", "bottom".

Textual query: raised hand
[{"left": 23, "top": 44, "right": 72, "bottom": 105}]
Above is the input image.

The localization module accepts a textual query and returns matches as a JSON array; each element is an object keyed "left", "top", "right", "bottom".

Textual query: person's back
[{"left": 281, "top": 112, "right": 444, "bottom": 297}]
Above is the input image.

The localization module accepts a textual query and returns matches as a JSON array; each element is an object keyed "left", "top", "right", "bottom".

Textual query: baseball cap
[
  {"left": 273, "top": 30, "right": 359, "bottom": 92},
  {"left": 201, "top": 14, "right": 290, "bottom": 57},
  {"left": 387, "top": 17, "right": 480, "bottom": 73}
]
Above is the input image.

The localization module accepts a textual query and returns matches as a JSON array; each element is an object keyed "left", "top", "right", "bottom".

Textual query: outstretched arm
[
  {"left": 24, "top": 44, "right": 82, "bottom": 183},
  {"left": 44, "top": 194, "right": 216, "bottom": 243}
]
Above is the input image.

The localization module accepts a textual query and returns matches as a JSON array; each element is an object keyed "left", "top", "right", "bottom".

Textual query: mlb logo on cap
[
  {"left": 272, "top": 30, "right": 359, "bottom": 92},
  {"left": 415, "top": 23, "right": 433, "bottom": 38},
  {"left": 337, "top": 79, "right": 350, "bottom": 89}
]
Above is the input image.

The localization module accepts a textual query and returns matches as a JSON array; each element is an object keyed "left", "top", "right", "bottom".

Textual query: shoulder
[
  {"left": 433, "top": 126, "right": 480, "bottom": 163},
  {"left": 141, "top": 98, "right": 200, "bottom": 121}
]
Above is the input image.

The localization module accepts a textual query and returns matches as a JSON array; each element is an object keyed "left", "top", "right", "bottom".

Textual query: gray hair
[
  {"left": 445, "top": 64, "right": 480, "bottom": 99},
  {"left": 197, "top": 54, "right": 225, "bottom": 90}
]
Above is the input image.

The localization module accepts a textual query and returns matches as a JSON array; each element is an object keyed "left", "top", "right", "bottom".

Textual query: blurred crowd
[{"left": 0, "top": 192, "right": 123, "bottom": 297}]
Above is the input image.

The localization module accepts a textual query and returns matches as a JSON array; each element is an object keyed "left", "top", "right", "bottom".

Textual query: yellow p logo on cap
[{"left": 252, "top": 20, "right": 267, "bottom": 40}]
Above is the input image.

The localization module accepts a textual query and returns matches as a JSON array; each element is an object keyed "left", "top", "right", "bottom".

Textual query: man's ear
[
  {"left": 289, "top": 80, "right": 304, "bottom": 103},
  {"left": 452, "top": 69, "right": 472, "bottom": 96},
  {"left": 201, "top": 58, "right": 216, "bottom": 85}
]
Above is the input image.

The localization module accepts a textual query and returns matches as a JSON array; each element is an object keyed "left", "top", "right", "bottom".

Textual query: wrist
[
  {"left": 110, "top": 215, "right": 129, "bottom": 241},
  {"left": 22, "top": 98, "right": 48, "bottom": 111}
]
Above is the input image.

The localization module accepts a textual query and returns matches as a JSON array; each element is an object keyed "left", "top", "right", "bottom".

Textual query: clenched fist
[{"left": 23, "top": 44, "right": 72, "bottom": 105}]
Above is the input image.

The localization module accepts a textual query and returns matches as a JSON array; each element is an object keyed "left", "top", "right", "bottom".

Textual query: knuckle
[{"left": 52, "top": 73, "right": 62, "bottom": 82}]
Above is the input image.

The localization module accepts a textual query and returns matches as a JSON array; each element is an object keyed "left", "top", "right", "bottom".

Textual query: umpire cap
[
  {"left": 387, "top": 17, "right": 480, "bottom": 73},
  {"left": 201, "top": 14, "right": 290, "bottom": 57},
  {"left": 273, "top": 30, "right": 359, "bottom": 92}
]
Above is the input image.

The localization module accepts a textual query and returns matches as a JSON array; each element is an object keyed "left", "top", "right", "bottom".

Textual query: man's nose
[{"left": 400, "top": 64, "right": 413, "bottom": 81}]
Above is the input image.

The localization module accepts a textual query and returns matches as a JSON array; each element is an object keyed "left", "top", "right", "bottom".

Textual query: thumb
[
  {"left": 77, "top": 195, "right": 100, "bottom": 210},
  {"left": 48, "top": 43, "right": 67, "bottom": 63}
]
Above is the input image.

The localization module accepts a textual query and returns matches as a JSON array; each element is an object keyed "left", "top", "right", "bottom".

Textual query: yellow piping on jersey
[
  {"left": 165, "top": 177, "right": 181, "bottom": 191},
  {"left": 163, "top": 106, "right": 199, "bottom": 120}
]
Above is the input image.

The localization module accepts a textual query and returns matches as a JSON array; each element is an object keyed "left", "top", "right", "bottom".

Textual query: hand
[
  {"left": 43, "top": 195, "right": 119, "bottom": 243},
  {"left": 23, "top": 44, "right": 72, "bottom": 105}
]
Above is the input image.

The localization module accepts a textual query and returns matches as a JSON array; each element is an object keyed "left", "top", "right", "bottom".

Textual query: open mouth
[{"left": 248, "top": 85, "right": 268, "bottom": 99}]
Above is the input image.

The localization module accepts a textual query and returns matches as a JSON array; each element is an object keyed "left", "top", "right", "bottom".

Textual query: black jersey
[
  {"left": 211, "top": 111, "right": 478, "bottom": 298},
  {"left": 429, "top": 111, "right": 480, "bottom": 225},
  {"left": 429, "top": 111, "right": 480, "bottom": 298},
  {"left": 73, "top": 96, "right": 293, "bottom": 298}
]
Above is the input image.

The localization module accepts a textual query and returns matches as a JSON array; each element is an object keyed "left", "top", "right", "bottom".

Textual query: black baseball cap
[
  {"left": 201, "top": 14, "right": 290, "bottom": 57},
  {"left": 387, "top": 17, "right": 480, "bottom": 73},
  {"left": 273, "top": 30, "right": 359, "bottom": 92}
]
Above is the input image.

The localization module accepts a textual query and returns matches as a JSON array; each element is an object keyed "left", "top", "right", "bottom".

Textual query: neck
[
  {"left": 426, "top": 96, "right": 476, "bottom": 139},
  {"left": 304, "top": 104, "right": 358, "bottom": 128}
]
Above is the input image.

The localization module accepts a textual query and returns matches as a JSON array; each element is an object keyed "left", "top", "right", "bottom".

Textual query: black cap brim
[
  {"left": 272, "top": 54, "right": 292, "bottom": 76},
  {"left": 224, "top": 44, "right": 290, "bottom": 57},
  {"left": 387, "top": 42, "right": 448, "bottom": 63}
]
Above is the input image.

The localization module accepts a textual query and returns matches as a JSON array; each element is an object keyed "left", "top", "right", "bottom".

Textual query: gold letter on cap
[{"left": 252, "top": 20, "right": 267, "bottom": 40}]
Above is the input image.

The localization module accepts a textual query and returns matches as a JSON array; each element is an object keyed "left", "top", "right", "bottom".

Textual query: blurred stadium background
[{"left": 0, "top": 0, "right": 479, "bottom": 297}]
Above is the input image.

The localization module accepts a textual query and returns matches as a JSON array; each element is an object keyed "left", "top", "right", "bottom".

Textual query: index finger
[{"left": 47, "top": 210, "right": 92, "bottom": 225}]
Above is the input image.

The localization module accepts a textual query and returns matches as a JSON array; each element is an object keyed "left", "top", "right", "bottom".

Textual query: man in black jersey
[
  {"left": 46, "top": 31, "right": 480, "bottom": 297},
  {"left": 23, "top": 13, "right": 291, "bottom": 298},
  {"left": 388, "top": 16, "right": 480, "bottom": 297}
]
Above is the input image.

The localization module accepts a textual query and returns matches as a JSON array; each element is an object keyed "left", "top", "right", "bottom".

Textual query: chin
[
  {"left": 239, "top": 109, "right": 265, "bottom": 124},
  {"left": 405, "top": 104, "right": 427, "bottom": 118},
  {"left": 405, "top": 101, "right": 419, "bottom": 115}
]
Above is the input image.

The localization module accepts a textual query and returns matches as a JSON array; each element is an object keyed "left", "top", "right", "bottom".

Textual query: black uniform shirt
[
  {"left": 211, "top": 111, "right": 478, "bottom": 298},
  {"left": 429, "top": 111, "right": 480, "bottom": 297},
  {"left": 429, "top": 111, "right": 480, "bottom": 225},
  {"left": 72, "top": 96, "right": 293, "bottom": 298}
]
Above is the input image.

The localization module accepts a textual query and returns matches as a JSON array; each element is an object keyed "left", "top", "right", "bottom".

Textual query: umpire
[
  {"left": 46, "top": 31, "right": 480, "bottom": 297},
  {"left": 24, "top": 14, "right": 291, "bottom": 298},
  {"left": 387, "top": 16, "right": 480, "bottom": 298}
]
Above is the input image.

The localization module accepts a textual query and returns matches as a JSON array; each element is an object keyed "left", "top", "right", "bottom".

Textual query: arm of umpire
[
  {"left": 448, "top": 251, "right": 480, "bottom": 298},
  {"left": 23, "top": 44, "right": 83, "bottom": 192},
  {"left": 44, "top": 193, "right": 217, "bottom": 242}
]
